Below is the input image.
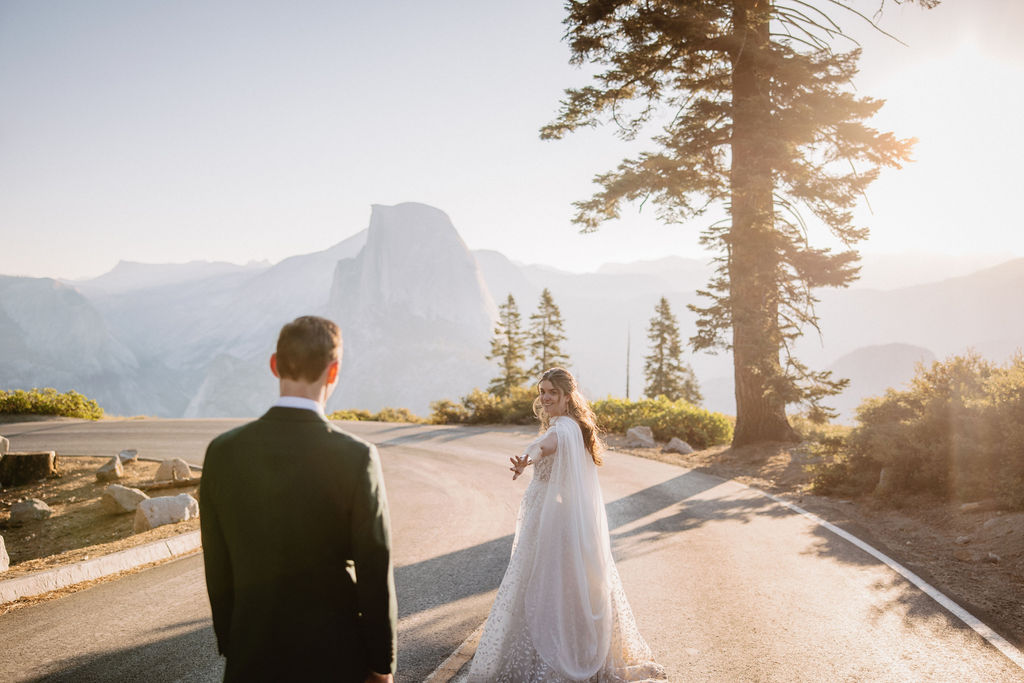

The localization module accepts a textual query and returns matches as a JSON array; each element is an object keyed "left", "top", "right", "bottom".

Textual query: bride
[{"left": 467, "top": 368, "right": 666, "bottom": 682}]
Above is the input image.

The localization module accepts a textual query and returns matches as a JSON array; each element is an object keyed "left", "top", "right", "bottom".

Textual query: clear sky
[{"left": 2, "top": 0, "right": 1022, "bottom": 279}]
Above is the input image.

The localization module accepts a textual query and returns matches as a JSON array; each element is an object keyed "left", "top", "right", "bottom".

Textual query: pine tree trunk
[{"left": 729, "top": 0, "right": 798, "bottom": 446}]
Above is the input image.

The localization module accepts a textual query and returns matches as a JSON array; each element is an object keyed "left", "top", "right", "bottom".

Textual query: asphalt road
[{"left": 1, "top": 418, "right": 1022, "bottom": 681}]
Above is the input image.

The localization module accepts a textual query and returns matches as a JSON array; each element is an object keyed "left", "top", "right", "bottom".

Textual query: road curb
[
  {"left": 0, "top": 456, "right": 205, "bottom": 605},
  {"left": 0, "top": 530, "right": 201, "bottom": 604}
]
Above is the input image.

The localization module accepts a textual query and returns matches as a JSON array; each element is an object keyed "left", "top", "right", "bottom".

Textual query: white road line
[{"left": 758, "top": 489, "right": 1024, "bottom": 672}]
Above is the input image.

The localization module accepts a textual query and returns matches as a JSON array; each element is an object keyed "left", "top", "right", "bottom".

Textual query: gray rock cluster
[
  {"left": 625, "top": 426, "right": 657, "bottom": 449},
  {"left": 0, "top": 534, "right": 9, "bottom": 572},
  {"left": 102, "top": 484, "right": 149, "bottom": 514},
  {"left": 134, "top": 493, "right": 199, "bottom": 533},
  {"left": 10, "top": 498, "right": 52, "bottom": 524},
  {"left": 155, "top": 458, "right": 192, "bottom": 481},
  {"left": 663, "top": 437, "right": 694, "bottom": 455},
  {"left": 95, "top": 455, "right": 124, "bottom": 482}
]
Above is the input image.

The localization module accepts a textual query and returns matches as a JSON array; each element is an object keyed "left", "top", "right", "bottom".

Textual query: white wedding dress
[{"left": 467, "top": 416, "right": 667, "bottom": 682}]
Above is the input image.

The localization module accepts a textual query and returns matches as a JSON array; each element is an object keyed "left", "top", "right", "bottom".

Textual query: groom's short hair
[{"left": 275, "top": 316, "right": 342, "bottom": 382}]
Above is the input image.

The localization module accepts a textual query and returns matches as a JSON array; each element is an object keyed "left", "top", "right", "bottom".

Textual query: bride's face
[{"left": 539, "top": 379, "right": 568, "bottom": 417}]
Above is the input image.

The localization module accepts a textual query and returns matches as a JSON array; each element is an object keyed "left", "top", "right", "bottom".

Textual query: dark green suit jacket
[{"left": 200, "top": 407, "right": 397, "bottom": 681}]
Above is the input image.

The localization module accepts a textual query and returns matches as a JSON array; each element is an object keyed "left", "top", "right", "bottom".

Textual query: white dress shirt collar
[{"left": 273, "top": 395, "right": 326, "bottom": 418}]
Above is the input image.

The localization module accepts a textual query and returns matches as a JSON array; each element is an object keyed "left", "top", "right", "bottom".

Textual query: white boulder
[
  {"left": 155, "top": 458, "right": 192, "bottom": 482},
  {"left": 118, "top": 449, "right": 139, "bottom": 464},
  {"left": 663, "top": 437, "right": 695, "bottom": 455},
  {"left": 96, "top": 455, "right": 124, "bottom": 482},
  {"left": 625, "top": 426, "right": 657, "bottom": 449},
  {"left": 10, "top": 498, "right": 53, "bottom": 524},
  {"left": 133, "top": 493, "right": 199, "bottom": 532},
  {"left": 0, "top": 534, "right": 9, "bottom": 572},
  {"left": 0, "top": 434, "right": 9, "bottom": 456},
  {"left": 102, "top": 484, "right": 149, "bottom": 514}
]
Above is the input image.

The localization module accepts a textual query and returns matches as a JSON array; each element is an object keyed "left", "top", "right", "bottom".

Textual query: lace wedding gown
[{"left": 467, "top": 416, "right": 667, "bottom": 682}]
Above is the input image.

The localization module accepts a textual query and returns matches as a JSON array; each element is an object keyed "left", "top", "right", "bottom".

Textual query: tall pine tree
[
  {"left": 528, "top": 288, "right": 571, "bottom": 377},
  {"left": 644, "top": 297, "right": 702, "bottom": 403},
  {"left": 488, "top": 294, "right": 528, "bottom": 397},
  {"left": 542, "top": 0, "right": 937, "bottom": 445}
]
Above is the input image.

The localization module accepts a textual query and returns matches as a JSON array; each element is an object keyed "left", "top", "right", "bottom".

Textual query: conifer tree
[
  {"left": 542, "top": 0, "right": 938, "bottom": 445},
  {"left": 528, "top": 288, "right": 571, "bottom": 377},
  {"left": 488, "top": 294, "right": 528, "bottom": 397},
  {"left": 644, "top": 297, "right": 702, "bottom": 404}
]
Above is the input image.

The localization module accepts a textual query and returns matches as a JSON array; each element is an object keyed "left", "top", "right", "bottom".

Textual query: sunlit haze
[{"left": 2, "top": 0, "right": 1021, "bottom": 279}]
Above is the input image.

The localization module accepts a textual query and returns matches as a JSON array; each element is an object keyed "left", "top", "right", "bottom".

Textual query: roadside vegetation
[
  {"left": 807, "top": 353, "right": 1024, "bottom": 510},
  {"left": 328, "top": 407, "right": 426, "bottom": 424},
  {"left": 0, "top": 388, "right": 104, "bottom": 420}
]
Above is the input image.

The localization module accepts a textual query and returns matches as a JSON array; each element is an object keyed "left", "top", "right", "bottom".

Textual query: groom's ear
[
  {"left": 326, "top": 359, "right": 339, "bottom": 385},
  {"left": 270, "top": 353, "right": 280, "bottom": 378}
]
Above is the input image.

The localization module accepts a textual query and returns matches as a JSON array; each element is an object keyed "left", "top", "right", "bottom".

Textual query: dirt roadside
[
  {"left": 0, "top": 456, "right": 200, "bottom": 583},
  {"left": 604, "top": 434, "right": 1024, "bottom": 651}
]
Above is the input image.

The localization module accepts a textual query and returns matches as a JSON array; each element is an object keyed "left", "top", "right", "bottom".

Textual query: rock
[
  {"left": 10, "top": 498, "right": 53, "bottom": 524},
  {"left": 874, "top": 467, "right": 896, "bottom": 497},
  {"left": 133, "top": 493, "right": 199, "bottom": 532},
  {"left": 0, "top": 534, "right": 8, "bottom": 572},
  {"left": 953, "top": 548, "right": 974, "bottom": 562},
  {"left": 0, "top": 451, "right": 59, "bottom": 487},
  {"left": 625, "top": 426, "right": 657, "bottom": 449},
  {"left": 960, "top": 502, "right": 983, "bottom": 513},
  {"left": 954, "top": 535, "right": 972, "bottom": 545},
  {"left": 101, "top": 484, "right": 149, "bottom": 514},
  {"left": 982, "top": 517, "right": 1000, "bottom": 530},
  {"left": 984, "top": 552, "right": 1002, "bottom": 564},
  {"left": 95, "top": 455, "right": 124, "bottom": 482},
  {"left": 155, "top": 458, "right": 192, "bottom": 482},
  {"left": 118, "top": 449, "right": 139, "bottom": 464},
  {"left": 663, "top": 437, "right": 694, "bottom": 455},
  {"left": 0, "top": 435, "right": 9, "bottom": 456}
]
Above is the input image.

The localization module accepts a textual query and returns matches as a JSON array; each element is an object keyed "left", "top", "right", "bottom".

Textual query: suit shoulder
[
  {"left": 207, "top": 420, "right": 259, "bottom": 451},
  {"left": 324, "top": 424, "right": 376, "bottom": 459}
]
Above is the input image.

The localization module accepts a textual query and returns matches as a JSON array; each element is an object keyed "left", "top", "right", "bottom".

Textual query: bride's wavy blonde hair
[{"left": 533, "top": 367, "right": 605, "bottom": 466}]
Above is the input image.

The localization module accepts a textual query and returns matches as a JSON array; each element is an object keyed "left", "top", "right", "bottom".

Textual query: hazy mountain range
[{"left": 1, "top": 201, "right": 1020, "bottom": 423}]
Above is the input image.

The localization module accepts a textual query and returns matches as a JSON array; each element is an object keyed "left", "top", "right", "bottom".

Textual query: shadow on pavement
[
  {"left": 29, "top": 619, "right": 223, "bottom": 682},
  {"left": 395, "top": 469, "right": 778, "bottom": 620}
]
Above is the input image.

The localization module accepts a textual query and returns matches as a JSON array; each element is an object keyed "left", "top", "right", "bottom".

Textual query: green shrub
[
  {"left": 428, "top": 399, "right": 469, "bottom": 425},
  {"left": 789, "top": 412, "right": 851, "bottom": 443},
  {"left": 431, "top": 386, "right": 537, "bottom": 426},
  {"left": 0, "top": 388, "right": 104, "bottom": 420},
  {"left": 591, "top": 396, "right": 733, "bottom": 449},
  {"left": 328, "top": 407, "right": 425, "bottom": 423},
  {"left": 428, "top": 389, "right": 733, "bottom": 448},
  {"left": 823, "top": 352, "right": 1024, "bottom": 508},
  {"left": 329, "top": 409, "right": 374, "bottom": 422},
  {"left": 373, "top": 407, "right": 425, "bottom": 424}
]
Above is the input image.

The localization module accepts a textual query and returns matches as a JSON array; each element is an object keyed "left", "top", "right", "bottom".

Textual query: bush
[
  {"left": 591, "top": 396, "right": 733, "bottom": 449},
  {"left": 428, "top": 399, "right": 469, "bottom": 425},
  {"left": 0, "top": 388, "right": 104, "bottom": 420},
  {"left": 431, "top": 386, "right": 537, "bottom": 426},
  {"left": 428, "top": 389, "right": 734, "bottom": 449},
  {"left": 820, "top": 352, "right": 1024, "bottom": 508},
  {"left": 328, "top": 407, "right": 425, "bottom": 424}
]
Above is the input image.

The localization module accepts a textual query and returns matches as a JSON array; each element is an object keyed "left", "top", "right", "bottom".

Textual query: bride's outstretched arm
[{"left": 510, "top": 431, "right": 558, "bottom": 479}]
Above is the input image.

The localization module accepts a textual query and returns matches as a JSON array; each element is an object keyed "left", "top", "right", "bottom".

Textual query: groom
[{"left": 200, "top": 315, "right": 397, "bottom": 682}]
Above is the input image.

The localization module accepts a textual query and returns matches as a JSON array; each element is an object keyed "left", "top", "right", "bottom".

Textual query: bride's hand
[{"left": 509, "top": 454, "right": 530, "bottom": 480}]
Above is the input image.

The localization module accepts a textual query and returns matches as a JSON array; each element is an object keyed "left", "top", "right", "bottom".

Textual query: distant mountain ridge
[{"left": 1, "top": 204, "right": 1021, "bottom": 422}]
